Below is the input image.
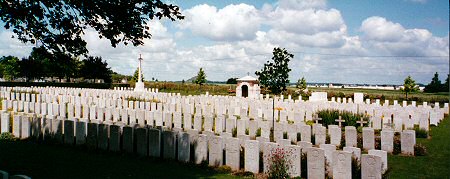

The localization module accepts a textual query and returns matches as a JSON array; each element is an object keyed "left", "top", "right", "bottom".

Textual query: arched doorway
[{"left": 241, "top": 85, "right": 248, "bottom": 97}]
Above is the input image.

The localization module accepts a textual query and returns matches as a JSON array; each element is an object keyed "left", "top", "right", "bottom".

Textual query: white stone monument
[
  {"left": 235, "top": 75, "right": 260, "bottom": 99},
  {"left": 134, "top": 54, "right": 145, "bottom": 92}
]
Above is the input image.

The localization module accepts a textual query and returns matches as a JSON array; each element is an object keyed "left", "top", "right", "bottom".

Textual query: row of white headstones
[{"left": 0, "top": 86, "right": 448, "bottom": 178}]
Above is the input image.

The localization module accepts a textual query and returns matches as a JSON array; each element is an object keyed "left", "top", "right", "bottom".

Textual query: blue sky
[{"left": 0, "top": 0, "right": 448, "bottom": 84}]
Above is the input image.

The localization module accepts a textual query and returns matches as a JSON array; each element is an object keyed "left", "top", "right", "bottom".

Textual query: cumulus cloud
[
  {"left": 263, "top": 2, "right": 348, "bottom": 49},
  {"left": 360, "top": 16, "right": 449, "bottom": 57},
  {"left": 179, "top": 3, "right": 261, "bottom": 41},
  {"left": 0, "top": 0, "right": 447, "bottom": 84},
  {"left": 0, "top": 30, "right": 33, "bottom": 58}
]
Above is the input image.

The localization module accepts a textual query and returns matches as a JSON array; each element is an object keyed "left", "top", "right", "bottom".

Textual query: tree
[
  {"left": 79, "top": 56, "right": 112, "bottom": 83},
  {"left": 424, "top": 72, "right": 443, "bottom": 93},
  {"left": 402, "top": 75, "right": 419, "bottom": 99},
  {"left": 0, "top": 1, "right": 184, "bottom": 56},
  {"left": 28, "top": 47, "right": 53, "bottom": 80},
  {"left": 194, "top": 68, "right": 207, "bottom": 85},
  {"left": 18, "top": 57, "right": 40, "bottom": 82},
  {"left": 296, "top": 77, "right": 307, "bottom": 91},
  {"left": 255, "top": 47, "right": 293, "bottom": 95},
  {"left": 226, "top": 77, "right": 238, "bottom": 84},
  {"left": 111, "top": 72, "right": 129, "bottom": 83},
  {"left": 132, "top": 67, "right": 144, "bottom": 82},
  {"left": 0, "top": 56, "right": 20, "bottom": 81},
  {"left": 444, "top": 74, "right": 449, "bottom": 92}
]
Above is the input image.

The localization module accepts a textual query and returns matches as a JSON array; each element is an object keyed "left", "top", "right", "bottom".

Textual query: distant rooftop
[{"left": 237, "top": 75, "right": 257, "bottom": 81}]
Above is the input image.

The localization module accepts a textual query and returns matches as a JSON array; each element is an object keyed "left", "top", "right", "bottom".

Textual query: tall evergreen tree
[
  {"left": 194, "top": 68, "right": 207, "bottom": 85},
  {"left": 424, "top": 72, "right": 443, "bottom": 93}
]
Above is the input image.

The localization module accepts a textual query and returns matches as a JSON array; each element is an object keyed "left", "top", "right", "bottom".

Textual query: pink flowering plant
[{"left": 266, "top": 147, "right": 293, "bottom": 179}]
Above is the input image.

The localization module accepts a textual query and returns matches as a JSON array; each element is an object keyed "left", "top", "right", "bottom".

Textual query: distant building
[{"left": 236, "top": 75, "right": 260, "bottom": 99}]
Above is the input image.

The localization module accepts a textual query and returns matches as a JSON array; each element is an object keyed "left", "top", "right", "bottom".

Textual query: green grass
[
  {"left": 0, "top": 141, "right": 241, "bottom": 179},
  {"left": 387, "top": 116, "right": 450, "bottom": 178}
]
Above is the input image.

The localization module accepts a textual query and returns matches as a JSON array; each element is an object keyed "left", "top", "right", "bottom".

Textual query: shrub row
[{"left": 0, "top": 82, "right": 129, "bottom": 89}]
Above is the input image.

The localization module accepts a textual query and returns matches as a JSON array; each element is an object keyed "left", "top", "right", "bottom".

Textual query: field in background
[{"left": 141, "top": 82, "right": 448, "bottom": 105}]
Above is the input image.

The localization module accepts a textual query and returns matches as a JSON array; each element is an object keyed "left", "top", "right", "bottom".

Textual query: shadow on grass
[{"left": 0, "top": 140, "right": 240, "bottom": 179}]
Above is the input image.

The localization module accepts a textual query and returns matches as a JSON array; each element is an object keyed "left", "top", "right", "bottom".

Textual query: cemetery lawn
[
  {"left": 387, "top": 116, "right": 450, "bottom": 178},
  {"left": 0, "top": 141, "right": 242, "bottom": 179},
  {"left": 308, "top": 87, "right": 448, "bottom": 105}
]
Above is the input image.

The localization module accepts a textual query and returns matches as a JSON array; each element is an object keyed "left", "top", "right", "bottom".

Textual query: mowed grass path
[
  {"left": 388, "top": 116, "right": 450, "bottom": 178},
  {"left": 0, "top": 141, "right": 240, "bottom": 179}
]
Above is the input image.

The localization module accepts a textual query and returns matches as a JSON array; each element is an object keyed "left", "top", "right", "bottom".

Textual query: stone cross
[
  {"left": 313, "top": 115, "right": 322, "bottom": 124},
  {"left": 356, "top": 117, "right": 368, "bottom": 127},
  {"left": 335, "top": 116, "right": 345, "bottom": 127},
  {"left": 138, "top": 54, "right": 143, "bottom": 82}
]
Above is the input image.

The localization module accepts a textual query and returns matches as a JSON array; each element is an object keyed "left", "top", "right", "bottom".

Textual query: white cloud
[
  {"left": 179, "top": 3, "right": 261, "bottom": 41},
  {"left": 360, "top": 16, "right": 405, "bottom": 42},
  {"left": 360, "top": 16, "right": 449, "bottom": 57},
  {"left": 0, "top": 0, "right": 447, "bottom": 85},
  {"left": 263, "top": 2, "right": 348, "bottom": 49},
  {"left": 0, "top": 31, "right": 33, "bottom": 58}
]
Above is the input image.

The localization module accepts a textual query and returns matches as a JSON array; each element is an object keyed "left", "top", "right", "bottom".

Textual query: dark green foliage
[
  {"left": 283, "top": 132, "right": 288, "bottom": 139},
  {"left": 0, "top": 81, "right": 128, "bottom": 89},
  {"left": 232, "top": 127, "right": 237, "bottom": 138},
  {"left": 357, "top": 133, "right": 363, "bottom": 149},
  {"left": 80, "top": 56, "right": 112, "bottom": 83},
  {"left": 256, "top": 128, "right": 262, "bottom": 137},
  {"left": 351, "top": 157, "right": 361, "bottom": 179},
  {"left": 393, "top": 136, "right": 401, "bottom": 155},
  {"left": 0, "top": 0, "right": 183, "bottom": 56},
  {"left": 301, "top": 153, "right": 307, "bottom": 178},
  {"left": 402, "top": 75, "right": 419, "bottom": 99},
  {"left": 270, "top": 128, "right": 274, "bottom": 142},
  {"left": 297, "top": 133, "right": 301, "bottom": 141},
  {"left": 0, "top": 132, "right": 16, "bottom": 141},
  {"left": 414, "top": 143, "right": 427, "bottom": 156},
  {"left": 296, "top": 77, "right": 307, "bottom": 90},
  {"left": 1, "top": 48, "right": 113, "bottom": 83},
  {"left": 194, "top": 68, "right": 207, "bottom": 85},
  {"left": 226, "top": 78, "right": 238, "bottom": 84},
  {"left": 414, "top": 126, "right": 428, "bottom": 138},
  {"left": 255, "top": 47, "right": 293, "bottom": 95},
  {"left": 424, "top": 72, "right": 447, "bottom": 93},
  {"left": 0, "top": 56, "right": 19, "bottom": 80},
  {"left": 245, "top": 128, "right": 249, "bottom": 135},
  {"left": 339, "top": 132, "right": 346, "bottom": 149},
  {"left": 111, "top": 72, "right": 132, "bottom": 83},
  {"left": 316, "top": 109, "right": 369, "bottom": 128},
  {"left": 316, "top": 109, "right": 339, "bottom": 127},
  {"left": 215, "top": 165, "right": 231, "bottom": 173},
  {"left": 375, "top": 136, "right": 381, "bottom": 150}
]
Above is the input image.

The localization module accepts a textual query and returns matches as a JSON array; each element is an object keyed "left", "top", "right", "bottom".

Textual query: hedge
[{"left": 0, "top": 82, "right": 129, "bottom": 89}]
